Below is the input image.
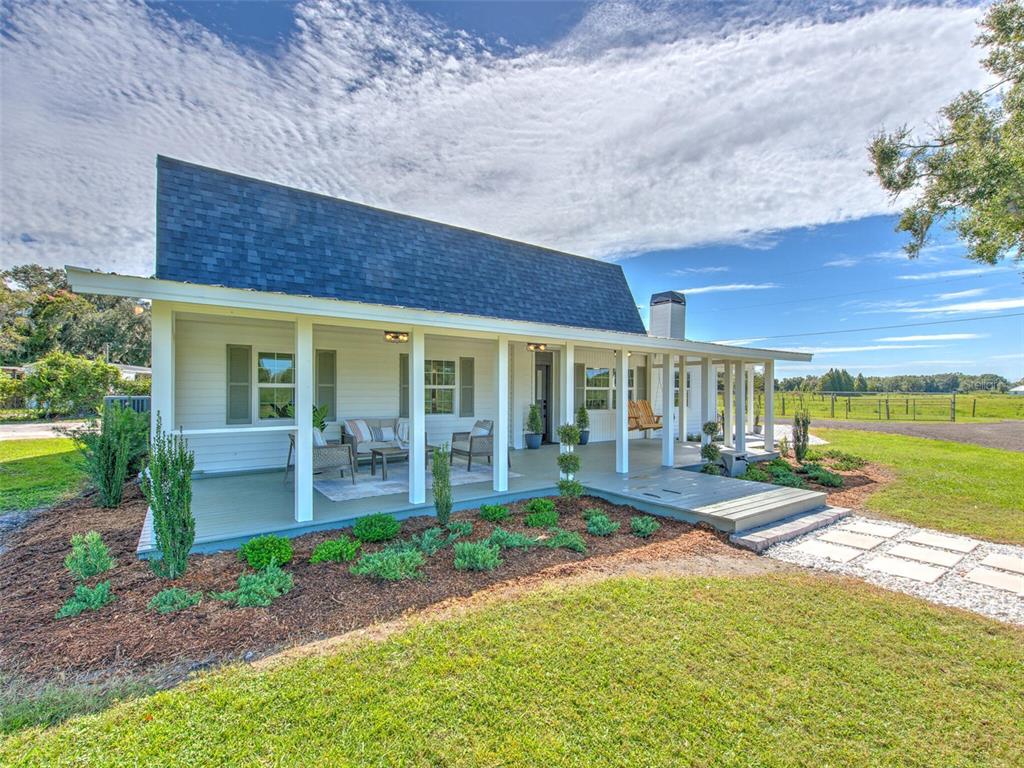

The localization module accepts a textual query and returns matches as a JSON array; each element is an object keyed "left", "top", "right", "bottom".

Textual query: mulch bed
[{"left": 0, "top": 485, "right": 711, "bottom": 681}]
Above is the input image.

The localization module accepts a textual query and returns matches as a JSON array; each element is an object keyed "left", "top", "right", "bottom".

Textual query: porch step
[
  {"left": 729, "top": 506, "right": 851, "bottom": 553},
  {"left": 692, "top": 486, "right": 828, "bottom": 533}
]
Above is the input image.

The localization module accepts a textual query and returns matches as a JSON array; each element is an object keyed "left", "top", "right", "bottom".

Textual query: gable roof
[{"left": 155, "top": 157, "right": 647, "bottom": 335}]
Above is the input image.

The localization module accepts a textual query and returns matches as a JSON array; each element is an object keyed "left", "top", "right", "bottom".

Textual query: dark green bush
[
  {"left": 446, "top": 520, "right": 473, "bottom": 539},
  {"left": 805, "top": 465, "right": 844, "bottom": 488},
  {"left": 586, "top": 513, "right": 620, "bottom": 537},
  {"left": 147, "top": 587, "right": 202, "bottom": 615},
  {"left": 74, "top": 404, "right": 149, "bottom": 508},
  {"left": 353, "top": 514, "right": 401, "bottom": 543},
  {"left": 739, "top": 465, "right": 772, "bottom": 483},
  {"left": 700, "top": 463, "right": 722, "bottom": 476},
  {"left": 543, "top": 528, "right": 587, "bottom": 553},
  {"left": 524, "top": 508, "right": 559, "bottom": 528},
  {"left": 213, "top": 564, "right": 293, "bottom": 607},
  {"left": 700, "top": 442, "right": 721, "bottom": 463},
  {"left": 55, "top": 582, "right": 114, "bottom": 619},
  {"left": 453, "top": 541, "right": 502, "bottom": 572},
  {"left": 808, "top": 448, "right": 867, "bottom": 471},
  {"left": 239, "top": 534, "right": 293, "bottom": 570},
  {"left": 350, "top": 549, "right": 425, "bottom": 581},
  {"left": 630, "top": 516, "right": 661, "bottom": 538},
  {"left": 581, "top": 507, "right": 603, "bottom": 520},
  {"left": 309, "top": 536, "right": 361, "bottom": 564},
  {"left": 768, "top": 463, "right": 808, "bottom": 489},
  {"left": 143, "top": 415, "right": 195, "bottom": 580},
  {"left": 524, "top": 498, "right": 555, "bottom": 515},
  {"left": 432, "top": 445, "right": 452, "bottom": 526},
  {"left": 557, "top": 479, "right": 584, "bottom": 499},
  {"left": 410, "top": 527, "right": 453, "bottom": 556},
  {"left": 64, "top": 531, "right": 115, "bottom": 580},
  {"left": 556, "top": 451, "right": 581, "bottom": 475},
  {"left": 792, "top": 410, "right": 811, "bottom": 462},
  {"left": 479, "top": 504, "right": 511, "bottom": 523},
  {"left": 486, "top": 527, "right": 539, "bottom": 550}
]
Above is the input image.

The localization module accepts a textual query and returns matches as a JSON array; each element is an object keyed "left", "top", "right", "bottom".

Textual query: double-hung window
[
  {"left": 257, "top": 352, "right": 295, "bottom": 420},
  {"left": 584, "top": 367, "right": 611, "bottom": 410},
  {"left": 425, "top": 359, "right": 456, "bottom": 415},
  {"left": 673, "top": 369, "right": 691, "bottom": 407}
]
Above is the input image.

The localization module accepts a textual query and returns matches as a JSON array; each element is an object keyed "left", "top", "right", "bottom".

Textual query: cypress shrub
[
  {"left": 432, "top": 444, "right": 453, "bottom": 526},
  {"left": 792, "top": 411, "right": 811, "bottom": 462},
  {"left": 143, "top": 414, "right": 196, "bottom": 579}
]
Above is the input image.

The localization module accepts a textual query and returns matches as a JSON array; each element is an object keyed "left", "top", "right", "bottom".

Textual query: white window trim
[
  {"left": 256, "top": 351, "right": 296, "bottom": 423},
  {"left": 584, "top": 366, "right": 613, "bottom": 411},
  {"left": 425, "top": 358, "right": 457, "bottom": 416}
]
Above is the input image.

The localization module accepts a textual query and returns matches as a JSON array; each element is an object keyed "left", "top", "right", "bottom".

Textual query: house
[
  {"left": 68, "top": 157, "right": 821, "bottom": 555},
  {"left": 1010, "top": 385, "right": 1024, "bottom": 396}
]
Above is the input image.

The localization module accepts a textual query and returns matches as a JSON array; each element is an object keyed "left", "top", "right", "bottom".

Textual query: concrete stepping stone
[
  {"left": 863, "top": 555, "right": 947, "bottom": 583},
  {"left": 964, "top": 567, "right": 1024, "bottom": 595},
  {"left": 906, "top": 531, "right": 978, "bottom": 554},
  {"left": 980, "top": 553, "right": 1024, "bottom": 576},
  {"left": 794, "top": 539, "right": 862, "bottom": 563},
  {"left": 819, "top": 530, "right": 885, "bottom": 550},
  {"left": 842, "top": 520, "right": 902, "bottom": 538},
  {"left": 888, "top": 543, "right": 964, "bottom": 568}
]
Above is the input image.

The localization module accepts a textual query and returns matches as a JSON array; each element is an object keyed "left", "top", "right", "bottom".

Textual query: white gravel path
[{"left": 765, "top": 515, "right": 1024, "bottom": 625}]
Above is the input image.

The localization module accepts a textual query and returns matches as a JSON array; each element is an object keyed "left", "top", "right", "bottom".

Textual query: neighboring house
[
  {"left": 1010, "top": 385, "right": 1024, "bottom": 396},
  {"left": 113, "top": 364, "right": 151, "bottom": 381},
  {"left": 68, "top": 157, "right": 815, "bottom": 554}
]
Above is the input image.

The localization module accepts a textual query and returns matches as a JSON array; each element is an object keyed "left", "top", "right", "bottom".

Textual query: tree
[
  {"left": 22, "top": 351, "right": 121, "bottom": 417},
  {"left": 854, "top": 373, "right": 869, "bottom": 392},
  {"left": 868, "top": 0, "right": 1023, "bottom": 266}
]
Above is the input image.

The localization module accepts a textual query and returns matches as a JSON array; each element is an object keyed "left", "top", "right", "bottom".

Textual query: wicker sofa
[{"left": 340, "top": 417, "right": 408, "bottom": 463}]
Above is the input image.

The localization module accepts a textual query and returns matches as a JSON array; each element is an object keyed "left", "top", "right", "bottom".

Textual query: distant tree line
[{"left": 777, "top": 368, "right": 1013, "bottom": 394}]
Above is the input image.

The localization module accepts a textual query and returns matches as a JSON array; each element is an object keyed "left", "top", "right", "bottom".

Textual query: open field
[
  {"left": 0, "top": 439, "right": 85, "bottom": 512},
  {"left": 768, "top": 391, "right": 1024, "bottom": 423}
]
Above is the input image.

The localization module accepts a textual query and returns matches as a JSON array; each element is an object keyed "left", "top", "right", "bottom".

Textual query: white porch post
[
  {"left": 294, "top": 316, "right": 314, "bottom": 523},
  {"left": 494, "top": 335, "right": 509, "bottom": 492},
  {"left": 747, "top": 364, "right": 755, "bottom": 434},
  {"left": 615, "top": 347, "right": 629, "bottom": 473},
  {"left": 763, "top": 360, "right": 775, "bottom": 452},
  {"left": 409, "top": 327, "right": 426, "bottom": 504},
  {"left": 678, "top": 356, "right": 687, "bottom": 445},
  {"left": 734, "top": 361, "right": 747, "bottom": 453},
  {"left": 661, "top": 352, "right": 675, "bottom": 466},
  {"left": 562, "top": 342, "right": 575, "bottom": 431},
  {"left": 150, "top": 301, "right": 175, "bottom": 434},
  {"left": 722, "top": 362, "right": 733, "bottom": 447},
  {"left": 700, "top": 357, "right": 712, "bottom": 445}
]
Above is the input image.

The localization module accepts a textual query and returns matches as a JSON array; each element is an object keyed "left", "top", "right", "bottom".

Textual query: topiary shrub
[
  {"left": 556, "top": 479, "right": 584, "bottom": 499},
  {"left": 353, "top": 513, "right": 401, "bottom": 543},
  {"left": 702, "top": 420, "right": 719, "bottom": 440},
  {"left": 432, "top": 444, "right": 453, "bottom": 526},
  {"left": 479, "top": 504, "right": 511, "bottom": 523},
  {"left": 239, "top": 534, "right": 293, "bottom": 570},
  {"left": 486, "top": 527, "right": 539, "bottom": 550},
  {"left": 453, "top": 541, "right": 502, "bottom": 572},
  {"left": 350, "top": 549, "right": 425, "bottom": 581},
  {"left": 542, "top": 528, "right": 586, "bottom": 553},
  {"left": 586, "top": 513, "right": 620, "bottom": 537},
  {"left": 148, "top": 587, "right": 202, "bottom": 615},
  {"left": 630, "top": 516, "right": 660, "bottom": 538},
  {"left": 309, "top": 536, "right": 361, "bottom": 564},
  {"left": 792, "top": 410, "right": 811, "bottom": 462},
  {"left": 64, "top": 531, "right": 115, "bottom": 581},
  {"left": 556, "top": 451, "right": 581, "bottom": 476},
  {"left": 143, "top": 415, "right": 195, "bottom": 580},
  {"left": 556, "top": 423, "right": 582, "bottom": 499},
  {"left": 213, "top": 564, "right": 293, "bottom": 608},
  {"left": 700, "top": 463, "right": 722, "bottom": 476},
  {"left": 575, "top": 405, "right": 590, "bottom": 432},
  {"left": 700, "top": 442, "right": 721, "bottom": 463},
  {"left": 55, "top": 582, "right": 114, "bottom": 619}
]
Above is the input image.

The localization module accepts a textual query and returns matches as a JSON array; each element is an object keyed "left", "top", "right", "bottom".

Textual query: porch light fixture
[
  {"left": 527, "top": 343, "right": 547, "bottom": 352},
  {"left": 384, "top": 330, "right": 410, "bottom": 343}
]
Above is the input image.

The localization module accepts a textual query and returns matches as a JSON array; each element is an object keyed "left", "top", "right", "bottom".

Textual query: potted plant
[
  {"left": 575, "top": 405, "right": 590, "bottom": 445},
  {"left": 525, "top": 403, "right": 543, "bottom": 449},
  {"left": 753, "top": 413, "right": 762, "bottom": 435}
]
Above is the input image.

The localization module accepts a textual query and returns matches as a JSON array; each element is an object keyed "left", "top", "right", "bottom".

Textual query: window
[
  {"left": 673, "top": 369, "right": 692, "bottom": 407},
  {"left": 226, "top": 345, "right": 252, "bottom": 425},
  {"left": 316, "top": 349, "right": 337, "bottom": 422},
  {"left": 257, "top": 352, "right": 294, "bottom": 419},
  {"left": 425, "top": 359, "right": 456, "bottom": 414},
  {"left": 584, "top": 367, "right": 611, "bottom": 410},
  {"left": 459, "top": 357, "right": 475, "bottom": 417}
]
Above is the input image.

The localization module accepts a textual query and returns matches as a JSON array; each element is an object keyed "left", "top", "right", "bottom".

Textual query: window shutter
[
  {"left": 315, "top": 349, "right": 337, "bottom": 421},
  {"left": 399, "top": 353, "right": 409, "bottom": 418},
  {"left": 636, "top": 366, "right": 648, "bottom": 401},
  {"left": 226, "top": 345, "right": 252, "bottom": 425},
  {"left": 459, "top": 357, "right": 474, "bottom": 417},
  {"left": 574, "top": 364, "right": 585, "bottom": 412}
]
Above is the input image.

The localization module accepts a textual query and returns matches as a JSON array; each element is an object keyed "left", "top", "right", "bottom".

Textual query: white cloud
[
  {"left": 933, "top": 288, "right": 987, "bottom": 300},
  {"left": 678, "top": 282, "right": 779, "bottom": 295},
  {"left": 990, "top": 353, "right": 1022, "bottom": 360},
  {"left": 673, "top": 266, "right": 729, "bottom": 275},
  {"left": 793, "top": 344, "right": 941, "bottom": 355},
  {"left": 897, "top": 267, "right": 1011, "bottom": 281},
  {"left": 894, "top": 297, "right": 1024, "bottom": 315},
  {"left": 876, "top": 333, "right": 985, "bottom": 342},
  {"left": 711, "top": 338, "right": 766, "bottom": 346},
  {"left": 0, "top": 1, "right": 988, "bottom": 275},
  {"left": 824, "top": 257, "right": 859, "bottom": 268}
]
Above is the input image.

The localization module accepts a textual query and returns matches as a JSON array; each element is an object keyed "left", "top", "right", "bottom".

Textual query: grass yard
[
  {"left": 815, "top": 429, "right": 1024, "bottom": 544},
  {"left": 3, "top": 574, "right": 1021, "bottom": 767},
  {"left": 0, "top": 439, "right": 86, "bottom": 511}
]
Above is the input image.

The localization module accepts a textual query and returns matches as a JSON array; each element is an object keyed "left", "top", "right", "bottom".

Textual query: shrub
[
  {"left": 581, "top": 507, "right": 603, "bottom": 520},
  {"left": 701, "top": 420, "right": 719, "bottom": 439},
  {"left": 213, "top": 563, "right": 293, "bottom": 607},
  {"left": 739, "top": 465, "right": 772, "bottom": 483},
  {"left": 55, "top": 582, "right": 113, "bottom": 619},
  {"left": 543, "top": 528, "right": 587, "bottom": 553},
  {"left": 408, "top": 527, "right": 453, "bottom": 556},
  {"left": 524, "top": 498, "right": 555, "bottom": 515},
  {"left": 630, "top": 516, "right": 660, "bottom": 538},
  {"left": 143, "top": 416, "right": 195, "bottom": 580},
  {"left": 805, "top": 464, "right": 844, "bottom": 488},
  {"left": 586, "top": 513, "right": 620, "bottom": 537},
  {"left": 148, "top": 587, "right": 201, "bottom": 615},
  {"left": 777, "top": 435, "right": 790, "bottom": 458},
  {"left": 557, "top": 479, "right": 584, "bottom": 499},
  {"left": 768, "top": 463, "right": 808, "bottom": 488},
  {"left": 446, "top": 520, "right": 473, "bottom": 539},
  {"left": 557, "top": 423, "right": 580, "bottom": 446},
  {"left": 116, "top": 377, "right": 151, "bottom": 397},
  {"left": 0, "top": 369, "right": 25, "bottom": 409},
  {"left": 74, "top": 404, "right": 149, "bottom": 508},
  {"left": 486, "top": 527, "right": 538, "bottom": 550},
  {"left": 556, "top": 451, "right": 581, "bottom": 476},
  {"left": 309, "top": 536, "right": 361, "bottom": 564},
  {"left": 353, "top": 513, "right": 401, "bottom": 543},
  {"left": 22, "top": 351, "right": 120, "bottom": 417},
  {"left": 432, "top": 444, "right": 453, "bottom": 526},
  {"left": 479, "top": 504, "right": 511, "bottom": 523},
  {"left": 700, "top": 441, "right": 721, "bottom": 463},
  {"left": 350, "top": 549, "right": 425, "bottom": 581},
  {"left": 792, "top": 411, "right": 811, "bottom": 462},
  {"left": 453, "top": 541, "right": 502, "bottom": 572},
  {"left": 526, "top": 403, "right": 543, "bottom": 435},
  {"left": 700, "top": 463, "right": 722, "bottom": 476},
  {"left": 575, "top": 405, "right": 590, "bottom": 431},
  {"left": 239, "top": 534, "right": 293, "bottom": 570},
  {"left": 811, "top": 448, "right": 867, "bottom": 471},
  {"left": 64, "top": 531, "right": 115, "bottom": 580},
  {"left": 524, "top": 507, "right": 559, "bottom": 528}
]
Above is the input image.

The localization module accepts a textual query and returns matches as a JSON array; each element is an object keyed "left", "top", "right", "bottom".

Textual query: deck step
[{"left": 729, "top": 506, "right": 851, "bottom": 552}]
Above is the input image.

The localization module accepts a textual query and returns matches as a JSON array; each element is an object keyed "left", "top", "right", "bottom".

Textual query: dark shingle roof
[{"left": 155, "top": 157, "right": 647, "bottom": 335}]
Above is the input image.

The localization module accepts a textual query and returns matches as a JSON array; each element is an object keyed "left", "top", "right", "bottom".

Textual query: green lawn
[
  {"left": 719, "top": 392, "right": 1024, "bottom": 423},
  {"left": 3, "top": 575, "right": 1022, "bottom": 767},
  {"left": 0, "top": 438, "right": 86, "bottom": 511},
  {"left": 815, "top": 429, "right": 1024, "bottom": 544}
]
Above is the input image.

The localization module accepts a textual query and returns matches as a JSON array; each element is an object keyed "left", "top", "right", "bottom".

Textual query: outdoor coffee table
[{"left": 370, "top": 446, "right": 409, "bottom": 480}]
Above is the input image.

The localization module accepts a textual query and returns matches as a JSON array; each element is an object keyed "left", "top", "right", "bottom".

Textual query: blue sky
[{"left": 1, "top": 0, "right": 1021, "bottom": 380}]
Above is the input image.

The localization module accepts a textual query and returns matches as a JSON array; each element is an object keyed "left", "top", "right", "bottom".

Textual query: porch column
[
  {"left": 294, "top": 316, "right": 314, "bottom": 523},
  {"left": 562, "top": 342, "right": 575, "bottom": 431},
  {"left": 615, "top": 347, "right": 629, "bottom": 473},
  {"left": 661, "top": 352, "right": 674, "bottom": 466},
  {"left": 494, "top": 335, "right": 509, "bottom": 492},
  {"left": 747, "top": 364, "right": 755, "bottom": 434},
  {"left": 678, "top": 356, "right": 687, "bottom": 444},
  {"left": 734, "top": 361, "right": 747, "bottom": 453},
  {"left": 150, "top": 301, "right": 175, "bottom": 434},
  {"left": 722, "top": 361, "right": 733, "bottom": 447},
  {"left": 700, "top": 357, "right": 712, "bottom": 445},
  {"left": 763, "top": 360, "right": 775, "bottom": 452},
  {"left": 408, "top": 327, "right": 426, "bottom": 505}
]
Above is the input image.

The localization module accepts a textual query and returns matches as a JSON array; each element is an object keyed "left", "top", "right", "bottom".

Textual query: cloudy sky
[{"left": 1, "top": 0, "right": 1021, "bottom": 379}]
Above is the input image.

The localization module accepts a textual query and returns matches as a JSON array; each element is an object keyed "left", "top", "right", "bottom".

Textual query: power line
[{"left": 733, "top": 311, "right": 1024, "bottom": 341}]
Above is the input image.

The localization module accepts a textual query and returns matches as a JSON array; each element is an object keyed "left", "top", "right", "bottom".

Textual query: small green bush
[
  {"left": 809, "top": 448, "right": 867, "bottom": 471},
  {"left": 575, "top": 406, "right": 590, "bottom": 431},
  {"left": 447, "top": 520, "right": 473, "bottom": 539},
  {"left": 581, "top": 507, "right": 603, "bottom": 520},
  {"left": 557, "top": 479, "right": 584, "bottom": 499},
  {"left": 586, "top": 513, "right": 620, "bottom": 537},
  {"left": 64, "top": 531, "right": 115, "bottom": 581},
  {"left": 55, "top": 582, "right": 113, "bottom": 619},
  {"left": 410, "top": 527, "right": 452, "bottom": 556},
  {"left": 73, "top": 404, "right": 149, "bottom": 508},
  {"left": 432, "top": 445, "right": 453, "bottom": 526},
  {"left": 309, "top": 536, "right": 361, "bottom": 564},
  {"left": 556, "top": 451, "right": 581, "bottom": 475},
  {"left": 486, "top": 527, "right": 538, "bottom": 550},
  {"left": 479, "top": 504, "right": 511, "bottom": 523},
  {"left": 543, "top": 528, "right": 587, "bottom": 553},
  {"left": 792, "top": 410, "right": 811, "bottom": 462},
  {"left": 805, "top": 464, "right": 844, "bottom": 488},
  {"left": 556, "top": 424, "right": 580, "bottom": 446},
  {"left": 350, "top": 549, "right": 425, "bottom": 581},
  {"left": 143, "top": 415, "right": 195, "bottom": 580},
  {"left": 700, "top": 463, "right": 722, "bottom": 476},
  {"left": 453, "top": 541, "right": 502, "bottom": 572},
  {"left": 239, "top": 534, "right": 293, "bottom": 570},
  {"left": 700, "top": 442, "right": 721, "bottom": 463},
  {"left": 701, "top": 420, "right": 719, "bottom": 438},
  {"left": 524, "top": 498, "right": 555, "bottom": 515},
  {"left": 630, "top": 516, "right": 660, "bottom": 538},
  {"left": 739, "top": 465, "right": 772, "bottom": 483},
  {"left": 768, "top": 463, "right": 808, "bottom": 489},
  {"left": 353, "top": 514, "right": 401, "bottom": 543},
  {"left": 525, "top": 508, "right": 559, "bottom": 528},
  {"left": 147, "top": 587, "right": 202, "bottom": 615},
  {"left": 213, "top": 563, "right": 293, "bottom": 608}
]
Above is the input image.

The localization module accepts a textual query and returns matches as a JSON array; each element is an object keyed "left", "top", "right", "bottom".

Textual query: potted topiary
[
  {"left": 575, "top": 405, "right": 590, "bottom": 445},
  {"left": 525, "top": 403, "right": 543, "bottom": 449}
]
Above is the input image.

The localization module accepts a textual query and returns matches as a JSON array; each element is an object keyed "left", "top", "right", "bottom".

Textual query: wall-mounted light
[
  {"left": 527, "top": 343, "right": 547, "bottom": 352},
  {"left": 384, "top": 330, "right": 410, "bottom": 343}
]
